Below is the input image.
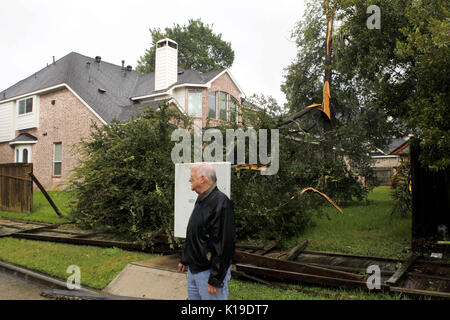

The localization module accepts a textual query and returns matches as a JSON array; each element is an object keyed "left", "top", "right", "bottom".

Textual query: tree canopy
[
  {"left": 336, "top": 0, "right": 449, "bottom": 170},
  {"left": 136, "top": 19, "right": 235, "bottom": 73},
  {"left": 283, "top": 0, "right": 449, "bottom": 171}
]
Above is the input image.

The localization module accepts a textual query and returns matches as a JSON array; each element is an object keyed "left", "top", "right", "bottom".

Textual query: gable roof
[{"left": 0, "top": 52, "right": 240, "bottom": 123}]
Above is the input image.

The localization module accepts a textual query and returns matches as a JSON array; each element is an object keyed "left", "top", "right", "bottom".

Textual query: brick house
[{"left": 0, "top": 38, "right": 245, "bottom": 189}]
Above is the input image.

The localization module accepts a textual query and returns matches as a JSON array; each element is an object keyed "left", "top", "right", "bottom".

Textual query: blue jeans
[{"left": 187, "top": 265, "right": 232, "bottom": 300}]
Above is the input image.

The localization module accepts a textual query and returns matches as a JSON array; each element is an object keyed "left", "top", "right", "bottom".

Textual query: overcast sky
[{"left": 0, "top": 0, "right": 306, "bottom": 107}]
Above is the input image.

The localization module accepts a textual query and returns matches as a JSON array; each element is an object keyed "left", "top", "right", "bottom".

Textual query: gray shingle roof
[
  {"left": 0, "top": 52, "right": 226, "bottom": 123},
  {"left": 10, "top": 133, "right": 38, "bottom": 144}
]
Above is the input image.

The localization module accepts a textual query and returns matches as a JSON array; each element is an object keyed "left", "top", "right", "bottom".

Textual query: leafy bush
[
  {"left": 68, "top": 106, "right": 189, "bottom": 248},
  {"left": 390, "top": 157, "right": 412, "bottom": 217}
]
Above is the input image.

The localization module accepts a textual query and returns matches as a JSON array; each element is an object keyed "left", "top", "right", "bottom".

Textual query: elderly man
[{"left": 178, "top": 163, "right": 236, "bottom": 300}]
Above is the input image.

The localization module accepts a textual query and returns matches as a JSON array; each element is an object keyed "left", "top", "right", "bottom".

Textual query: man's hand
[
  {"left": 178, "top": 263, "right": 186, "bottom": 273},
  {"left": 208, "top": 284, "right": 220, "bottom": 296}
]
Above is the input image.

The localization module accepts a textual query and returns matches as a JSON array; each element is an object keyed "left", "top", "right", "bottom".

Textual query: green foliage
[
  {"left": 390, "top": 157, "right": 412, "bottom": 217},
  {"left": 335, "top": 0, "right": 450, "bottom": 170},
  {"left": 68, "top": 105, "right": 190, "bottom": 248},
  {"left": 281, "top": 1, "right": 388, "bottom": 206},
  {"left": 215, "top": 96, "right": 318, "bottom": 241},
  {"left": 395, "top": 0, "right": 450, "bottom": 170},
  {"left": 137, "top": 18, "right": 234, "bottom": 73},
  {"left": 213, "top": 94, "right": 359, "bottom": 241}
]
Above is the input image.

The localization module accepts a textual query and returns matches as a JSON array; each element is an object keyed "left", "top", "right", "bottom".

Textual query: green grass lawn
[
  {"left": 290, "top": 186, "right": 412, "bottom": 260},
  {"left": 0, "top": 191, "right": 71, "bottom": 224},
  {"left": 0, "top": 237, "right": 158, "bottom": 290},
  {"left": 228, "top": 278, "right": 412, "bottom": 300}
]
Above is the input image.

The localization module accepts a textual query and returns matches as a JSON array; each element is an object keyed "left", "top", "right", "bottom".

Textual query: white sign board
[{"left": 174, "top": 162, "right": 231, "bottom": 238}]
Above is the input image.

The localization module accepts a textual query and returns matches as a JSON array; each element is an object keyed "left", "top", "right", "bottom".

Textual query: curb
[{"left": 0, "top": 260, "right": 148, "bottom": 300}]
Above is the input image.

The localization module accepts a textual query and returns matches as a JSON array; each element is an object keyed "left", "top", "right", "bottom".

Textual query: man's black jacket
[{"left": 180, "top": 186, "right": 236, "bottom": 288}]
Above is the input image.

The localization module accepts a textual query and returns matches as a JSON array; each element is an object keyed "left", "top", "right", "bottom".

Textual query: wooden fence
[
  {"left": 0, "top": 163, "right": 33, "bottom": 213},
  {"left": 410, "top": 139, "right": 450, "bottom": 251}
]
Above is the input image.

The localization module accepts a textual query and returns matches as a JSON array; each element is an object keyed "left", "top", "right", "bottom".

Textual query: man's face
[{"left": 189, "top": 167, "right": 203, "bottom": 194}]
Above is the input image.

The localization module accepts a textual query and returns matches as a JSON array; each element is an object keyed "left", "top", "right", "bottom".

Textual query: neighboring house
[
  {"left": 371, "top": 137, "right": 410, "bottom": 185},
  {"left": 0, "top": 38, "right": 245, "bottom": 189}
]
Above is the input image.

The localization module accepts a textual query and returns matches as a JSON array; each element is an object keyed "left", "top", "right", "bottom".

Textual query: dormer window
[{"left": 18, "top": 97, "right": 33, "bottom": 115}]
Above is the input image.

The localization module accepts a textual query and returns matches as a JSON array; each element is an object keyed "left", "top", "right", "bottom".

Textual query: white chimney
[{"left": 155, "top": 38, "right": 178, "bottom": 91}]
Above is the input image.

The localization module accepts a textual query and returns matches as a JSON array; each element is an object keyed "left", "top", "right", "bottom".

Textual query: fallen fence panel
[
  {"left": 11, "top": 232, "right": 173, "bottom": 254},
  {"left": 234, "top": 250, "right": 364, "bottom": 281},
  {"left": 235, "top": 263, "right": 382, "bottom": 291},
  {"left": 385, "top": 255, "right": 417, "bottom": 286},
  {"left": 390, "top": 286, "right": 450, "bottom": 299}
]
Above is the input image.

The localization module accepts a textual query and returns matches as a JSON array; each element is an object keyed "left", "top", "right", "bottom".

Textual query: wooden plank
[
  {"left": 235, "top": 243, "right": 264, "bottom": 251},
  {"left": 235, "top": 264, "right": 375, "bottom": 290},
  {"left": 385, "top": 255, "right": 417, "bottom": 286},
  {"left": 390, "top": 286, "right": 450, "bottom": 299},
  {"left": 0, "top": 164, "right": 32, "bottom": 213},
  {"left": 407, "top": 272, "right": 450, "bottom": 283},
  {"left": 0, "top": 174, "right": 32, "bottom": 182},
  {"left": 234, "top": 250, "right": 364, "bottom": 281},
  {"left": 11, "top": 232, "right": 174, "bottom": 254},
  {"left": 283, "top": 240, "right": 308, "bottom": 261},
  {"left": 301, "top": 250, "right": 402, "bottom": 263},
  {"left": 28, "top": 172, "right": 62, "bottom": 217},
  {"left": 260, "top": 241, "right": 278, "bottom": 256},
  {"left": 231, "top": 270, "right": 360, "bottom": 300},
  {"left": 307, "top": 262, "right": 395, "bottom": 277},
  {"left": 17, "top": 223, "right": 62, "bottom": 234}
]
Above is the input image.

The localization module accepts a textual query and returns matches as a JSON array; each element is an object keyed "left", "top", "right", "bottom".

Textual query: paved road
[{"left": 0, "top": 270, "right": 49, "bottom": 300}]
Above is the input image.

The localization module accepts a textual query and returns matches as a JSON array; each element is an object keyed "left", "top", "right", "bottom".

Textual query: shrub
[
  {"left": 68, "top": 106, "right": 189, "bottom": 248},
  {"left": 390, "top": 157, "right": 412, "bottom": 217}
]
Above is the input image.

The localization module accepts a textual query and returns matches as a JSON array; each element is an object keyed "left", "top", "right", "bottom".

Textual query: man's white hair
[{"left": 193, "top": 163, "right": 217, "bottom": 184}]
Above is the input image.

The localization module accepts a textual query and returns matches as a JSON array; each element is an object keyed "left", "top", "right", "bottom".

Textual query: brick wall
[
  {"left": 0, "top": 88, "right": 104, "bottom": 189},
  {"left": 0, "top": 141, "right": 13, "bottom": 163}
]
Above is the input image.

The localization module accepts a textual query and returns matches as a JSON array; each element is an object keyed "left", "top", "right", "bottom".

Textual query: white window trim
[
  {"left": 14, "top": 145, "right": 32, "bottom": 163},
  {"left": 17, "top": 97, "right": 34, "bottom": 116},
  {"left": 53, "top": 142, "right": 62, "bottom": 176}
]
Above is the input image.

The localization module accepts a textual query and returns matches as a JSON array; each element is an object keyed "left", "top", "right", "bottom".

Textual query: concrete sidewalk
[{"left": 105, "top": 254, "right": 188, "bottom": 300}]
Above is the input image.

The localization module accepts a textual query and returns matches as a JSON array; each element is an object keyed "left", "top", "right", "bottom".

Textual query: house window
[
  {"left": 18, "top": 97, "right": 33, "bottom": 115},
  {"left": 219, "top": 92, "right": 228, "bottom": 120},
  {"left": 22, "top": 149, "right": 28, "bottom": 163},
  {"left": 230, "top": 97, "right": 238, "bottom": 123},
  {"left": 188, "top": 91, "right": 203, "bottom": 117},
  {"left": 14, "top": 146, "right": 32, "bottom": 163},
  {"left": 208, "top": 92, "right": 217, "bottom": 119},
  {"left": 53, "top": 143, "right": 62, "bottom": 176}
]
